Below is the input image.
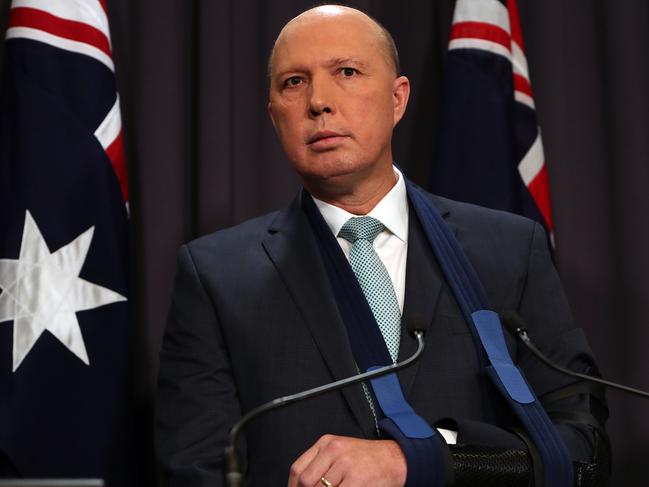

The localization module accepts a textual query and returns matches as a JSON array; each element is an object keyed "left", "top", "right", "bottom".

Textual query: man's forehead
[
  {"left": 269, "top": 5, "right": 399, "bottom": 78},
  {"left": 272, "top": 13, "right": 383, "bottom": 70}
]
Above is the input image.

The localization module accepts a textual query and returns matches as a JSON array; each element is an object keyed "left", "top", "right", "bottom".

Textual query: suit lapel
[
  {"left": 261, "top": 194, "right": 377, "bottom": 438},
  {"left": 398, "top": 195, "right": 457, "bottom": 397},
  {"left": 261, "top": 190, "right": 459, "bottom": 431}
]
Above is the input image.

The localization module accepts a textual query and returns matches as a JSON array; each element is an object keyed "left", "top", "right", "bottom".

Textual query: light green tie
[{"left": 339, "top": 216, "right": 401, "bottom": 363}]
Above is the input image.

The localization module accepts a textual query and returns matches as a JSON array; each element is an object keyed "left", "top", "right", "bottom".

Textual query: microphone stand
[
  {"left": 499, "top": 311, "right": 649, "bottom": 399},
  {"left": 515, "top": 327, "right": 649, "bottom": 399},
  {"left": 224, "top": 330, "right": 425, "bottom": 486}
]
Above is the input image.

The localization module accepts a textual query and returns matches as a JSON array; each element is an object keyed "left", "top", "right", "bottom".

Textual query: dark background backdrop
[{"left": 1, "top": 0, "right": 648, "bottom": 485}]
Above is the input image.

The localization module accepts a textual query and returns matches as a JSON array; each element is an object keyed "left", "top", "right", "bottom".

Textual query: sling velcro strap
[
  {"left": 541, "top": 381, "right": 609, "bottom": 441},
  {"left": 369, "top": 369, "right": 434, "bottom": 438},
  {"left": 406, "top": 181, "right": 574, "bottom": 487},
  {"left": 540, "top": 380, "right": 607, "bottom": 406},
  {"left": 547, "top": 411, "right": 607, "bottom": 441},
  {"left": 473, "top": 310, "right": 534, "bottom": 404}
]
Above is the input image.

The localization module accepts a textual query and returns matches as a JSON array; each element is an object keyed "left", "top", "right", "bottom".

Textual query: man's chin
[
  {"left": 295, "top": 157, "right": 366, "bottom": 181},
  {"left": 291, "top": 153, "right": 392, "bottom": 195},
  {"left": 299, "top": 166, "right": 374, "bottom": 201},
  {"left": 300, "top": 165, "right": 361, "bottom": 188}
]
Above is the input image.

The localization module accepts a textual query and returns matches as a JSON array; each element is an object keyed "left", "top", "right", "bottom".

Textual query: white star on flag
[{"left": 0, "top": 211, "right": 126, "bottom": 372}]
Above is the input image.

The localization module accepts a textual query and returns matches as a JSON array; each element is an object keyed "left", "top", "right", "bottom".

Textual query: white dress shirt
[
  {"left": 312, "top": 166, "right": 458, "bottom": 445},
  {"left": 313, "top": 167, "right": 409, "bottom": 312}
]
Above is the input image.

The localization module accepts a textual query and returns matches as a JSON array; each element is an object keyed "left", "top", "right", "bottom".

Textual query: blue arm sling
[{"left": 301, "top": 178, "right": 573, "bottom": 487}]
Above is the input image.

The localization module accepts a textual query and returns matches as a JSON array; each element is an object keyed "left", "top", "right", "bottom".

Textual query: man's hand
[{"left": 288, "top": 435, "right": 407, "bottom": 487}]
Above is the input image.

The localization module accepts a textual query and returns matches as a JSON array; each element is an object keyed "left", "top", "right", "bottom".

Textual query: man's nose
[{"left": 307, "top": 76, "right": 335, "bottom": 117}]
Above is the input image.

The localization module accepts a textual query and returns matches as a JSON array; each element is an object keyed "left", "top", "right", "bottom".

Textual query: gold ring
[{"left": 320, "top": 477, "right": 333, "bottom": 487}]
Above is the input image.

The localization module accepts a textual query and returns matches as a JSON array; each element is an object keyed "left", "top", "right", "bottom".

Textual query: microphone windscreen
[
  {"left": 407, "top": 313, "right": 427, "bottom": 337},
  {"left": 499, "top": 311, "right": 528, "bottom": 335}
]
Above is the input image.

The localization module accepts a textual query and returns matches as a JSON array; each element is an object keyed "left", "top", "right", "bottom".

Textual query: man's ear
[
  {"left": 268, "top": 101, "right": 277, "bottom": 131},
  {"left": 392, "top": 76, "right": 410, "bottom": 127}
]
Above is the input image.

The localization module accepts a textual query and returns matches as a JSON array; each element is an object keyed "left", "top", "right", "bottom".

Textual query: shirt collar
[{"left": 312, "top": 166, "right": 409, "bottom": 242}]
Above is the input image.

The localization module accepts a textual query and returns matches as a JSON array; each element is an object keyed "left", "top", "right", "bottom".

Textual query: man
[{"left": 156, "top": 5, "right": 606, "bottom": 486}]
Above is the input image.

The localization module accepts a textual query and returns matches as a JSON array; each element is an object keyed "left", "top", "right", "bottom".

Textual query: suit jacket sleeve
[
  {"left": 155, "top": 244, "right": 237, "bottom": 487},
  {"left": 517, "top": 222, "right": 605, "bottom": 460},
  {"left": 453, "top": 220, "right": 606, "bottom": 464}
]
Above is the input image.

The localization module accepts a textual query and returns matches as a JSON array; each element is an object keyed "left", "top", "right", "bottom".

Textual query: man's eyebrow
[
  {"left": 324, "top": 57, "right": 367, "bottom": 69},
  {"left": 272, "top": 58, "right": 368, "bottom": 80},
  {"left": 274, "top": 65, "right": 309, "bottom": 80}
]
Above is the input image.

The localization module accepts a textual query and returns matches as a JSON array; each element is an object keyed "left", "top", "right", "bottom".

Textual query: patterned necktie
[{"left": 339, "top": 216, "right": 401, "bottom": 363}]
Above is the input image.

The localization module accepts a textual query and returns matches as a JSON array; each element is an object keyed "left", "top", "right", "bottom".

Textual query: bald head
[{"left": 268, "top": 5, "right": 400, "bottom": 77}]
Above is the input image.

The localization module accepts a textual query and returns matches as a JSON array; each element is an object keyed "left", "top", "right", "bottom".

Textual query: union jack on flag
[
  {"left": 0, "top": 0, "right": 135, "bottom": 483},
  {"left": 432, "top": 0, "right": 554, "bottom": 242}
]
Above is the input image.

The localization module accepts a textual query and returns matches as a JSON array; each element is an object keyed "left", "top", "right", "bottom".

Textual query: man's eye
[
  {"left": 284, "top": 76, "right": 303, "bottom": 87},
  {"left": 341, "top": 67, "right": 358, "bottom": 77}
]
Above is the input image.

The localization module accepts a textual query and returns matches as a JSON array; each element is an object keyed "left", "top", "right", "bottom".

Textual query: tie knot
[{"left": 339, "top": 216, "right": 385, "bottom": 243}]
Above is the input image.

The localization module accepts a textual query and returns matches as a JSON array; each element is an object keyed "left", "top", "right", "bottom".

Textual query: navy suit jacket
[{"left": 155, "top": 189, "right": 600, "bottom": 486}]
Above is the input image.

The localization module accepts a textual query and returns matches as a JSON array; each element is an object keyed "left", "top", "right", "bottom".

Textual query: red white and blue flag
[
  {"left": 431, "top": 0, "right": 554, "bottom": 241},
  {"left": 0, "top": 0, "right": 135, "bottom": 483}
]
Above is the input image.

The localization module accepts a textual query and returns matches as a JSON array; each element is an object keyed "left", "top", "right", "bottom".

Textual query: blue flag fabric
[
  {"left": 432, "top": 0, "right": 554, "bottom": 241},
  {"left": 0, "top": 1, "right": 135, "bottom": 484}
]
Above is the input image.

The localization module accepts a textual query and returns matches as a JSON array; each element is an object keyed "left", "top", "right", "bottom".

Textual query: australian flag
[
  {"left": 0, "top": 1, "right": 135, "bottom": 485},
  {"left": 432, "top": 0, "right": 554, "bottom": 241}
]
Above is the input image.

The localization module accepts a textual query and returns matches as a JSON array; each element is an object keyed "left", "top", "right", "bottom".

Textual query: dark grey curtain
[
  {"left": 1, "top": 0, "right": 647, "bottom": 484},
  {"left": 519, "top": 2, "right": 649, "bottom": 483}
]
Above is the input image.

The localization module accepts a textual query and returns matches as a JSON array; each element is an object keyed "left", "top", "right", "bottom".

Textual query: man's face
[{"left": 268, "top": 10, "right": 409, "bottom": 193}]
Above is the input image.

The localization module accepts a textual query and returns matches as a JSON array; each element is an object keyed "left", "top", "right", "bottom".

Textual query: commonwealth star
[{"left": 0, "top": 211, "right": 126, "bottom": 371}]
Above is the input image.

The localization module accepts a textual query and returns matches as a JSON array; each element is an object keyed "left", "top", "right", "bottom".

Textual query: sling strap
[{"left": 406, "top": 180, "right": 574, "bottom": 487}]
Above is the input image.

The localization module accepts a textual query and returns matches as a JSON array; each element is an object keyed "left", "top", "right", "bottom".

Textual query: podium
[{"left": 0, "top": 481, "right": 103, "bottom": 487}]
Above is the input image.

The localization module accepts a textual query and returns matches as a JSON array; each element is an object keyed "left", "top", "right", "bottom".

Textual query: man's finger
[
  {"left": 321, "top": 459, "right": 346, "bottom": 487},
  {"left": 293, "top": 441, "right": 338, "bottom": 487},
  {"left": 288, "top": 440, "right": 323, "bottom": 487}
]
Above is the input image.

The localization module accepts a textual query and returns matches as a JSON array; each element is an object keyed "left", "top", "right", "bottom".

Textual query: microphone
[
  {"left": 224, "top": 316, "right": 428, "bottom": 486},
  {"left": 499, "top": 311, "right": 649, "bottom": 399}
]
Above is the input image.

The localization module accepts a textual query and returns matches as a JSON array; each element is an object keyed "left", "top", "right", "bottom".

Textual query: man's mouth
[{"left": 307, "top": 131, "right": 348, "bottom": 150}]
